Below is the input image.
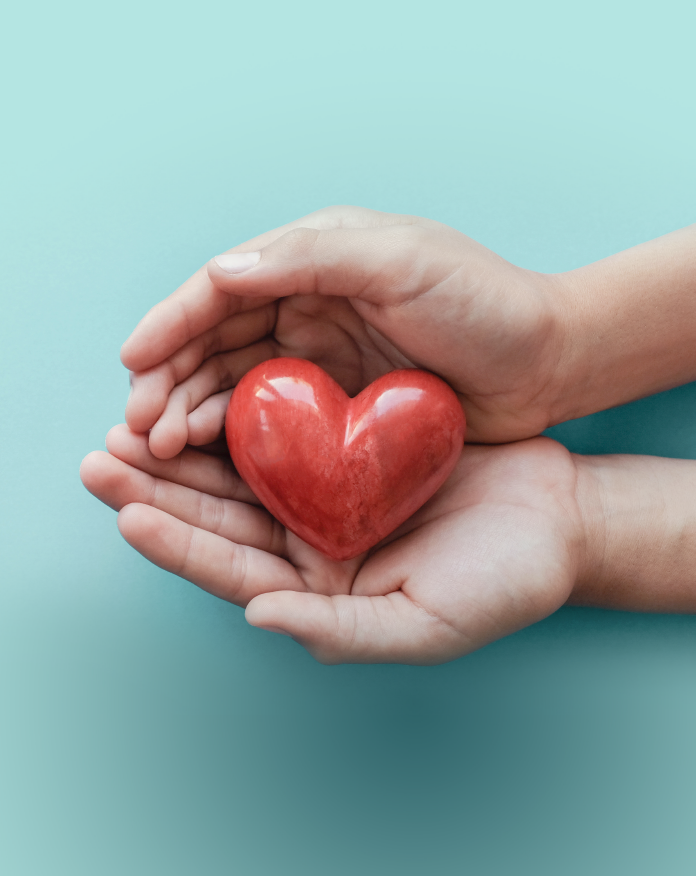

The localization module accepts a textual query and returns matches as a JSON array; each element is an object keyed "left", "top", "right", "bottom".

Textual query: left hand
[
  {"left": 120, "top": 206, "right": 566, "bottom": 456},
  {"left": 80, "top": 427, "right": 587, "bottom": 664}
]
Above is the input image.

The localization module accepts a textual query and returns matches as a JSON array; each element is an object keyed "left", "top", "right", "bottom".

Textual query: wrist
[
  {"left": 569, "top": 453, "right": 696, "bottom": 612},
  {"left": 542, "top": 225, "right": 696, "bottom": 429},
  {"left": 514, "top": 268, "right": 581, "bottom": 434},
  {"left": 539, "top": 268, "right": 599, "bottom": 428}
]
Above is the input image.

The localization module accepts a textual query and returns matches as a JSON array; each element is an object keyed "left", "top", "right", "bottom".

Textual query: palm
[
  {"left": 268, "top": 294, "right": 413, "bottom": 397},
  {"left": 81, "top": 427, "right": 581, "bottom": 664}
]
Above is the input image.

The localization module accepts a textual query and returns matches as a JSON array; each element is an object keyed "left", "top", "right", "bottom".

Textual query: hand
[
  {"left": 80, "top": 428, "right": 587, "bottom": 664},
  {"left": 121, "top": 206, "right": 567, "bottom": 457}
]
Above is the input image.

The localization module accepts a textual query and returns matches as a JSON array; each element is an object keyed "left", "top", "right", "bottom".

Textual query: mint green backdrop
[{"left": 1, "top": 2, "right": 695, "bottom": 873}]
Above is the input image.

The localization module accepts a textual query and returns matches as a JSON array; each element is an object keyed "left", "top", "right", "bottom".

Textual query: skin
[
  {"left": 121, "top": 206, "right": 565, "bottom": 454},
  {"left": 80, "top": 426, "right": 696, "bottom": 663},
  {"left": 79, "top": 208, "right": 696, "bottom": 664},
  {"left": 121, "top": 208, "right": 696, "bottom": 457},
  {"left": 81, "top": 427, "right": 587, "bottom": 664}
]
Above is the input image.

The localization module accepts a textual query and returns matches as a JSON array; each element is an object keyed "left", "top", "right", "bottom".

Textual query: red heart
[{"left": 226, "top": 358, "right": 465, "bottom": 561}]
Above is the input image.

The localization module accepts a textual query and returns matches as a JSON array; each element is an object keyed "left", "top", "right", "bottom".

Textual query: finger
[
  {"left": 117, "top": 504, "right": 304, "bottom": 605},
  {"left": 81, "top": 451, "right": 285, "bottom": 555},
  {"left": 187, "top": 390, "right": 233, "bottom": 446},
  {"left": 104, "top": 423, "right": 258, "bottom": 503},
  {"left": 148, "top": 340, "right": 274, "bottom": 459},
  {"left": 245, "top": 590, "right": 464, "bottom": 665},
  {"left": 206, "top": 223, "right": 460, "bottom": 307},
  {"left": 120, "top": 266, "right": 274, "bottom": 373},
  {"left": 125, "top": 303, "right": 277, "bottom": 433},
  {"left": 236, "top": 205, "right": 417, "bottom": 252},
  {"left": 121, "top": 208, "right": 418, "bottom": 373},
  {"left": 193, "top": 435, "right": 231, "bottom": 458}
]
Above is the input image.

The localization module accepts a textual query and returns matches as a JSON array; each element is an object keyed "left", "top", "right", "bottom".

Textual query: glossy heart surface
[{"left": 226, "top": 358, "right": 466, "bottom": 561}]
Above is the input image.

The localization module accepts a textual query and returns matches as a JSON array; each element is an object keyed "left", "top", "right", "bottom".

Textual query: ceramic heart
[{"left": 226, "top": 358, "right": 465, "bottom": 561}]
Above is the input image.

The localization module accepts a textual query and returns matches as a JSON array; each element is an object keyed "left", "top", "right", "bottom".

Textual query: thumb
[
  {"left": 206, "top": 224, "right": 462, "bottom": 307},
  {"left": 245, "top": 590, "right": 464, "bottom": 665}
]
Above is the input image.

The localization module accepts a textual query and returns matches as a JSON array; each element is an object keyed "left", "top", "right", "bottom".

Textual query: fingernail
[
  {"left": 257, "top": 624, "right": 291, "bottom": 637},
  {"left": 213, "top": 252, "right": 261, "bottom": 274}
]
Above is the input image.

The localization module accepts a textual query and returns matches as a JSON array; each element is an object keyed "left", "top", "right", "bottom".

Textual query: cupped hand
[
  {"left": 121, "top": 206, "right": 567, "bottom": 458},
  {"left": 80, "top": 428, "right": 586, "bottom": 664}
]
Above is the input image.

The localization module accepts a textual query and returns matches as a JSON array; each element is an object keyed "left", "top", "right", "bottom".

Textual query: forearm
[
  {"left": 549, "top": 225, "right": 696, "bottom": 426},
  {"left": 572, "top": 453, "right": 696, "bottom": 612}
]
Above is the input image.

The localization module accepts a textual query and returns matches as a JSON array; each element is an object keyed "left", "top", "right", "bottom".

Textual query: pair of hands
[{"left": 81, "top": 206, "right": 596, "bottom": 663}]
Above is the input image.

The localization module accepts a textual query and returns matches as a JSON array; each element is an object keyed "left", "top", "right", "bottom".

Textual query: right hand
[{"left": 121, "top": 206, "right": 567, "bottom": 457}]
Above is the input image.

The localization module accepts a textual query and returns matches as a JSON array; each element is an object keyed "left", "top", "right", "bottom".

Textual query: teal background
[{"left": 1, "top": 1, "right": 695, "bottom": 873}]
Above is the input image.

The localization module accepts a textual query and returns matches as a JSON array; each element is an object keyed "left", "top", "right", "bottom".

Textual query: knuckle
[
  {"left": 313, "top": 650, "right": 342, "bottom": 666},
  {"left": 148, "top": 475, "right": 161, "bottom": 507},
  {"left": 222, "top": 466, "right": 244, "bottom": 500},
  {"left": 174, "top": 525, "right": 195, "bottom": 578},
  {"left": 212, "top": 353, "right": 231, "bottom": 384},
  {"left": 303, "top": 205, "right": 348, "bottom": 227},
  {"left": 209, "top": 498, "right": 226, "bottom": 535},
  {"left": 225, "top": 545, "right": 248, "bottom": 603},
  {"left": 389, "top": 222, "right": 431, "bottom": 252},
  {"left": 268, "top": 518, "right": 286, "bottom": 557},
  {"left": 197, "top": 492, "right": 224, "bottom": 535},
  {"left": 306, "top": 638, "right": 343, "bottom": 665},
  {"left": 321, "top": 205, "right": 375, "bottom": 227},
  {"left": 334, "top": 599, "right": 358, "bottom": 650},
  {"left": 264, "top": 301, "right": 278, "bottom": 335},
  {"left": 164, "top": 357, "right": 181, "bottom": 387},
  {"left": 200, "top": 325, "right": 221, "bottom": 360},
  {"left": 278, "top": 226, "right": 321, "bottom": 258}
]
